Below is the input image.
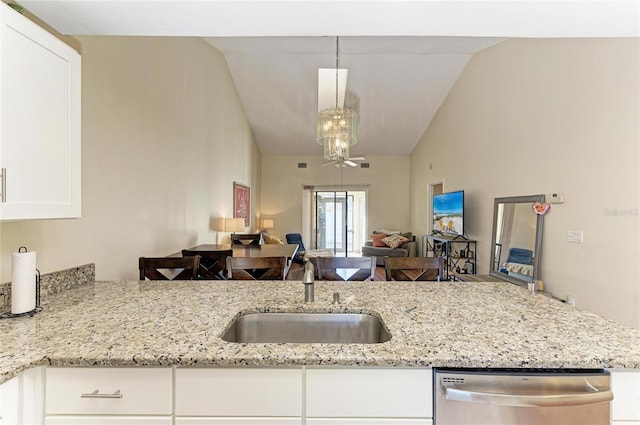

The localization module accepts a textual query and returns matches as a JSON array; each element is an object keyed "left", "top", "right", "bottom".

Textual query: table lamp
[{"left": 225, "top": 217, "right": 245, "bottom": 234}]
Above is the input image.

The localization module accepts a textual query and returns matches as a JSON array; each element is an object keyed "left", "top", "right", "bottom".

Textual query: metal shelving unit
[{"left": 422, "top": 234, "right": 477, "bottom": 281}]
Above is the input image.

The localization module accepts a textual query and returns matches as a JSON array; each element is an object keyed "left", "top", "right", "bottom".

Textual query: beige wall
[
  {"left": 261, "top": 155, "right": 410, "bottom": 246},
  {"left": 411, "top": 38, "right": 640, "bottom": 328},
  {"left": 1, "top": 34, "right": 637, "bottom": 329},
  {"left": 0, "top": 36, "right": 260, "bottom": 281}
]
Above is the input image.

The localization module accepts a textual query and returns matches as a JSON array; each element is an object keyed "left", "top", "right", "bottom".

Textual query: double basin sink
[{"left": 222, "top": 311, "right": 391, "bottom": 344}]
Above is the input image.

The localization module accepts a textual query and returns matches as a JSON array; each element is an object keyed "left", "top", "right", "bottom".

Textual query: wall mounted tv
[{"left": 433, "top": 190, "right": 464, "bottom": 236}]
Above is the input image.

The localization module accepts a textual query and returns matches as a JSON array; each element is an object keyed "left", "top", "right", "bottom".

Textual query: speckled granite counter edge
[
  {"left": 0, "top": 263, "right": 95, "bottom": 313},
  {"left": 1, "top": 278, "right": 640, "bottom": 385}
]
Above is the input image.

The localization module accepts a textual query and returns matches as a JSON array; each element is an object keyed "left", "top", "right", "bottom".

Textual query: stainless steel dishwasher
[{"left": 434, "top": 368, "right": 613, "bottom": 425}]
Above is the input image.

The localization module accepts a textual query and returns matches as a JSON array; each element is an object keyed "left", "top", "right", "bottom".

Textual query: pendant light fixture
[{"left": 316, "top": 36, "right": 358, "bottom": 161}]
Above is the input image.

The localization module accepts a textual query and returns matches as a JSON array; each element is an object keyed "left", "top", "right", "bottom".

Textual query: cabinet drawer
[
  {"left": 306, "top": 368, "right": 432, "bottom": 418},
  {"left": 175, "top": 368, "right": 302, "bottom": 417},
  {"left": 46, "top": 367, "right": 172, "bottom": 415},
  {"left": 176, "top": 419, "right": 301, "bottom": 424}
]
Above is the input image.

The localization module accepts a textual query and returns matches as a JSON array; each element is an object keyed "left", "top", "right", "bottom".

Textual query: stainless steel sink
[{"left": 221, "top": 312, "right": 391, "bottom": 343}]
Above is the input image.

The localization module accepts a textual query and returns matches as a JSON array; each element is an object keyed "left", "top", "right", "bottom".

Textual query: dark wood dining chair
[
  {"left": 226, "top": 256, "right": 287, "bottom": 280},
  {"left": 230, "top": 233, "right": 262, "bottom": 247},
  {"left": 139, "top": 256, "right": 201, "bottom": 280},
  {"left": 384, "top": 256, "right": 444, "bottom": 282},
  {"left": 316, "top": 256, "right": 376, "bottom": 281},
  {"left": 285, "top": 233, "right": 306, "bottom": 264},
  {"left": 182, "top": 249, "right": 232, "bottom": 280}
]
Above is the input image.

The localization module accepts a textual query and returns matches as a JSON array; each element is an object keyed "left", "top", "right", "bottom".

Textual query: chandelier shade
[
  {"left": 316, "top": 107, "right": 358, "bottom": 161},
  {"left": 316, "top": 36, "right": 358, "bottom": 161}
]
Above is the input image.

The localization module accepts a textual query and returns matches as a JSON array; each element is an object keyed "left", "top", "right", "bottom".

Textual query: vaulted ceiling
[{"left": 20, "top": 1, "right": 639, "bottom": 156}]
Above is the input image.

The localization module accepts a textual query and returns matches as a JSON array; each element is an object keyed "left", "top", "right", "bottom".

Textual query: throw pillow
[
  {"left": 370, "top": 233, "right": 388, "bottom": 247},
  {"left": 263, "top": 233, "right": 284, "bottom": 245},
  {"left": 382, "top": 234, "right": 409, "bottom": 249}
]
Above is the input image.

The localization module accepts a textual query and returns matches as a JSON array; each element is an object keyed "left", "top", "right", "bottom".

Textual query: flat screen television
[{"left": 433, "top": 190, "right": 464, "bottom": 236}]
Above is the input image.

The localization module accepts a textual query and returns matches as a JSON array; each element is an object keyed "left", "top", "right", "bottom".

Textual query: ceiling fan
[{"left": 321, "top": 156, "right": 366, "bottom": 167}]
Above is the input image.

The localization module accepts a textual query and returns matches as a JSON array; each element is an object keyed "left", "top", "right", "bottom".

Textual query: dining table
[{"left": 187, "top": 243, "right": 299, "bottom": 261}]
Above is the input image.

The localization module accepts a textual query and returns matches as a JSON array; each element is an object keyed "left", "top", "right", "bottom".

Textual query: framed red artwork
[{"left": 233, "top": 182, "right": 250, "bottom": 226}]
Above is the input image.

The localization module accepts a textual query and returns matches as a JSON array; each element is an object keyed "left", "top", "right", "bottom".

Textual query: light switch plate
[
  {"left": 568, "top": 230, "right": 583, "bottom": 243},
  {"left": 548, "top": 193, "right": 565, "bottom": 204}
]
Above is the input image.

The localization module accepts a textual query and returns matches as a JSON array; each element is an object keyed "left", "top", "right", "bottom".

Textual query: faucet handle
[{"left": 332, "top": 291, "right": 340, "bottom": 305}]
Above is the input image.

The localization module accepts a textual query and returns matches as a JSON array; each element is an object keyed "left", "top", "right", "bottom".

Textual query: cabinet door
[
  {"left": 0, "top": 3, "right": 81, "bottom": 220},
  {"left": 306, "top": 368, "right": 432, "bottom": 419},
  {"left": 175, "top": 368, "right": 302, "bottom": 417},
  {"left": 0, "top": 376, "right": 19, "bottom": 425},
  {"left": 0, "top": 367, "right": 44, "bottom": 425}
]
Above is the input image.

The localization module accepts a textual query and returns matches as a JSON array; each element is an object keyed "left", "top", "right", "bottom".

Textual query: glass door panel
[{"left": 314, "top": 190, "right": 364, "bottom": 257}]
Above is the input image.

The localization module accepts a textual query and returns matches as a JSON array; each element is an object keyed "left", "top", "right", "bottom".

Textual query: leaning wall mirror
[{"left": 489, "top": 194, "right": 545, "bottom": 287}]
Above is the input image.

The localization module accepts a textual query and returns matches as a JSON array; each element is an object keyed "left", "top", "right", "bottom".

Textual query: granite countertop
[{"left": 1, "top": 279, "right": 639, "bottom": 383}]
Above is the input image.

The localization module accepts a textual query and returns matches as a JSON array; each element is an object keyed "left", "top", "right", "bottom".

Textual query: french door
[{"left": 313, "top": 190, "right": 366, "bottom": 256}]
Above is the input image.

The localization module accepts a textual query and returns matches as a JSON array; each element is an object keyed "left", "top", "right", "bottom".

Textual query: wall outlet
[
  {"left": 568, "top": 230, "right": 583, "bottom": 243},
  {"left": 566, "top": 295, "right": 576, "bottom": 307}
]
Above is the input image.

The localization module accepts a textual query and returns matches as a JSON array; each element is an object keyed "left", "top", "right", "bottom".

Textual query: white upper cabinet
[{"left": 0, "top": 3, "right": 80, "bottom": 220}]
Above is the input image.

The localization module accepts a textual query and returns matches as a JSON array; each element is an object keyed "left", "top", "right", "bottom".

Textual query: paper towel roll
[{"left": 11, "top": 249, "right": 36, "bottom": 314}]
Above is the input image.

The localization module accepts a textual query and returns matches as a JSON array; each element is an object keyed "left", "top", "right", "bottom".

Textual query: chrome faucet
[{"left": 302, "top": 259, "right": 314, "bottom": 303}]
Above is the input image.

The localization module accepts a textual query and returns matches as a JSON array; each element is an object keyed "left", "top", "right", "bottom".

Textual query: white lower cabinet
[
  {"left": 0, "top": 367, "right": 44, "bottom": 425},
  {"left": 306, "top": 368, "right": 433, "bottom": 424},
  {"left": 174, "top": 367, "right": 432, "bottom": 424},
  {"left": 8, "top": 365, "right": 634, "bottom": 425},
  {"left": 44, "top": 367, "right": 172, "bottom": 425},
  {"left": 175, "top": 367, "right": 303, "bottom": 424},
  {"left": 0, "top": 375, "right": 19, "bottom": 425},
  {"left": 611, "top": 369, "right": 640, "bottom": 424}
]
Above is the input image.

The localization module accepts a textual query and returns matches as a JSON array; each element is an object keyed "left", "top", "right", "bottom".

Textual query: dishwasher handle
[{"left": 444, "top": 385, "right": 613, "bottom": 408}]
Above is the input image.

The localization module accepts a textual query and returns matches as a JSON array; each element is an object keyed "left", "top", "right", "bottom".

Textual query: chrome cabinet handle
[
  {"left": 81, "top": 389, "right": 123, "bottom": 399},
  {"left": 444, "top": 385, "right": 612, "bottom": 408}
]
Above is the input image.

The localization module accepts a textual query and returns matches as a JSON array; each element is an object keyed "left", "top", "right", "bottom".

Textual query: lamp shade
[
  {"left": 212, "top": 217, "right": 225, "bottom": 232},
  {"left": 261, "top": 219, "right": 274, "bottom": 229},
  {"left": 224, "top": 217, "right": 245, "bottom": 232}
]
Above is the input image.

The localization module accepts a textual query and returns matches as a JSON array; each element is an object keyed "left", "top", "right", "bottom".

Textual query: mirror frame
[{"left": 488, "top": 194, "right": 545, "bottom": 287}]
